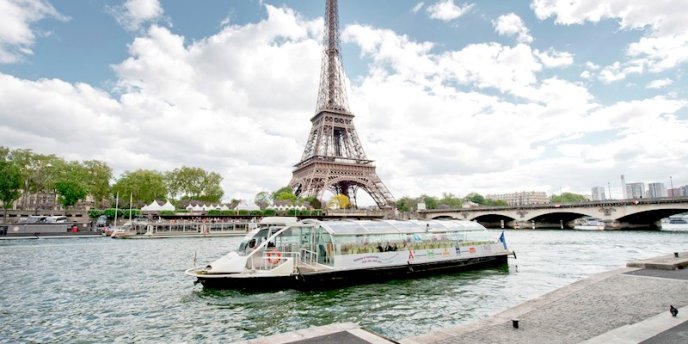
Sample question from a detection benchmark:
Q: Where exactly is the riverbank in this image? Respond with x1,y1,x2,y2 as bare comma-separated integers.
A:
247,252,688,344
403,252,688,344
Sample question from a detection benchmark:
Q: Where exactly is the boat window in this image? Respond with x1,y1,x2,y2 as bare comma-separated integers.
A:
273,227,300,253
465,230,492,243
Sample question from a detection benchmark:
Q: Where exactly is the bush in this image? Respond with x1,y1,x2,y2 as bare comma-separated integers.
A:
88,209,104,218
103,208,124,219
160,210,176,216
286,209,298,216
207,210,222,216
298,210,311,216
238,210,249,216
262,209,276,216
123,209,141,218
250,210,263,216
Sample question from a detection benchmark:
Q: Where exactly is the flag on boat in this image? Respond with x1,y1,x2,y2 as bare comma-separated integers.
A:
498,231,507,250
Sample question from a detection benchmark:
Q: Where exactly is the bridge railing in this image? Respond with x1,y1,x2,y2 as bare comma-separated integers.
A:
419,196,688,213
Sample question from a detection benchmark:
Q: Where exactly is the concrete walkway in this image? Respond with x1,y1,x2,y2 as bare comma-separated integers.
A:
402,252,688,344
243,252,688,344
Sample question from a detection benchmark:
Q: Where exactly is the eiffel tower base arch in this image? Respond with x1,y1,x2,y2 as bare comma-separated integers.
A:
289,160,395,209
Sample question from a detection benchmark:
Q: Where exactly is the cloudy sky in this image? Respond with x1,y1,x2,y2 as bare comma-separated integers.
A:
0,0,687,204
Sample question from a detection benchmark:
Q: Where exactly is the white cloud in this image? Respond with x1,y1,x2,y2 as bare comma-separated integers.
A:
1,3,686,203
493,13,533,44
112,0,164,31
426,0,473,22
531,0,688,78
0,0,67,63
534,49,573,68
645,78,673,89
412,2,425,13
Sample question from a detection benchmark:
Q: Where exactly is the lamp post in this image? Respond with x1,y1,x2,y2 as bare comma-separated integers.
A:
670,176,674,197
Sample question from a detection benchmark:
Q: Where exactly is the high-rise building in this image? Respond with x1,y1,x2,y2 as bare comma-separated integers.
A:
647,182,666,198
625,182,645,199
591,186,607,201
621,174,627,199
668,188,682,197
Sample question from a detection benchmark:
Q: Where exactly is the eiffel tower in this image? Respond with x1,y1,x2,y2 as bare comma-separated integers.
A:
289,0,395,209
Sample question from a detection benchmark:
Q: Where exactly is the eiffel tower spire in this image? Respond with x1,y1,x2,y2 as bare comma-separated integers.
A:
316,0,350,113
289,0,395,209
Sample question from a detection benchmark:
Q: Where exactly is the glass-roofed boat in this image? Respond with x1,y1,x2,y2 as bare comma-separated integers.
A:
185,217,511,290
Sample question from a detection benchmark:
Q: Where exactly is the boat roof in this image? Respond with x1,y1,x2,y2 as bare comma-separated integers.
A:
300,219,486,235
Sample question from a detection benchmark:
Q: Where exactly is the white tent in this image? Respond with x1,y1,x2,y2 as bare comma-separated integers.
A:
236,200,260,211
161,201,175,211
142,200,175,212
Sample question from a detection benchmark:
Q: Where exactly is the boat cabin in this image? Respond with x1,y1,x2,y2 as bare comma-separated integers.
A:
245,219,497,270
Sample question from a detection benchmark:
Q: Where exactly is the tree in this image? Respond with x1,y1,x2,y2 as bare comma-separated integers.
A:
395,196,417,212
82,160,112,208
254,191,272,209
551,192,588,204
54,161,89,209
113,169,167,205
328,194,350,209
272,186,297,203
438,193,463,209
302,196,322,209
166,166,224,203
422,195,439,209
0,159,23,223
465,192,486,205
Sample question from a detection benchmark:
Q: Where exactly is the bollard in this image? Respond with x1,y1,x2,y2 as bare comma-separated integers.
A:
675,252,679,258
512,319,519,329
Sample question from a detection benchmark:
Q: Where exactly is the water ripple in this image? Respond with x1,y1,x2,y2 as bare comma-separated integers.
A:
1,230,687,342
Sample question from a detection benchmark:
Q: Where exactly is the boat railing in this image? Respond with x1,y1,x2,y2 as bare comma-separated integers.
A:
245,250,302,272
300,248,319,265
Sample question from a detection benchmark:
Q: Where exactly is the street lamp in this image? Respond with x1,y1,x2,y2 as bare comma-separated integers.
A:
670,176,674,197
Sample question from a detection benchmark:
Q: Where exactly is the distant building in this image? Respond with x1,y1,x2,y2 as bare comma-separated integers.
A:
668,188,683,197
591,186,607,201
625,182,645,199
681,185,688,197
646,183,666,198
486,191,549,206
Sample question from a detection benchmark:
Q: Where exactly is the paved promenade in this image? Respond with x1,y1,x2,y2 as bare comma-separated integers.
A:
403,252,688,344
248,252,688,344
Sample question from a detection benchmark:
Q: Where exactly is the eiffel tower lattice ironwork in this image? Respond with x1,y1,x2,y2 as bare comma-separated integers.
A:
289,0,395,208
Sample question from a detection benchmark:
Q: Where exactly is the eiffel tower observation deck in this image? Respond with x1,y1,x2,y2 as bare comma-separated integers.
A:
289,0,395,209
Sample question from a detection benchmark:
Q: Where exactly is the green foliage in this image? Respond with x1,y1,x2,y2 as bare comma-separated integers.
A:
160,210,176,216
310,209,323,216
438,193,463,209
220,210,236,216
103,208,125,219
395,196,417,212
207,209,222,216
272,186,297,203
54,161,89,208
465,192,486,205
113,169,167,205
0,159,23,222
88,209,104,218
286,209,299,216
302,196,321,209
238,210,249,216
551,192,588,204
82,160,112,208
262,209,276,216
250,210,263,216
422,195,439,209
166,166,224,203
123,209,141,218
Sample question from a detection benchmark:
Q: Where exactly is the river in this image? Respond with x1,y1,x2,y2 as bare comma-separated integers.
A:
2,229,688,343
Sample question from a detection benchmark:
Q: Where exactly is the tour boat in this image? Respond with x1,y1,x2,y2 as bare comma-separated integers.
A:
185,217,511,290
661,216,688,232
574,218,605,231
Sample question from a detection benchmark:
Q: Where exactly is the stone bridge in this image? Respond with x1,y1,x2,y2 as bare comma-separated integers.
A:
418,197,688,230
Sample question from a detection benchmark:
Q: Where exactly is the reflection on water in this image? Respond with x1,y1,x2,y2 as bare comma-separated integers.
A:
1,230,688,342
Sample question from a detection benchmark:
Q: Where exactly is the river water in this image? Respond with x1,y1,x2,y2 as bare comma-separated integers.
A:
2,229,688,343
